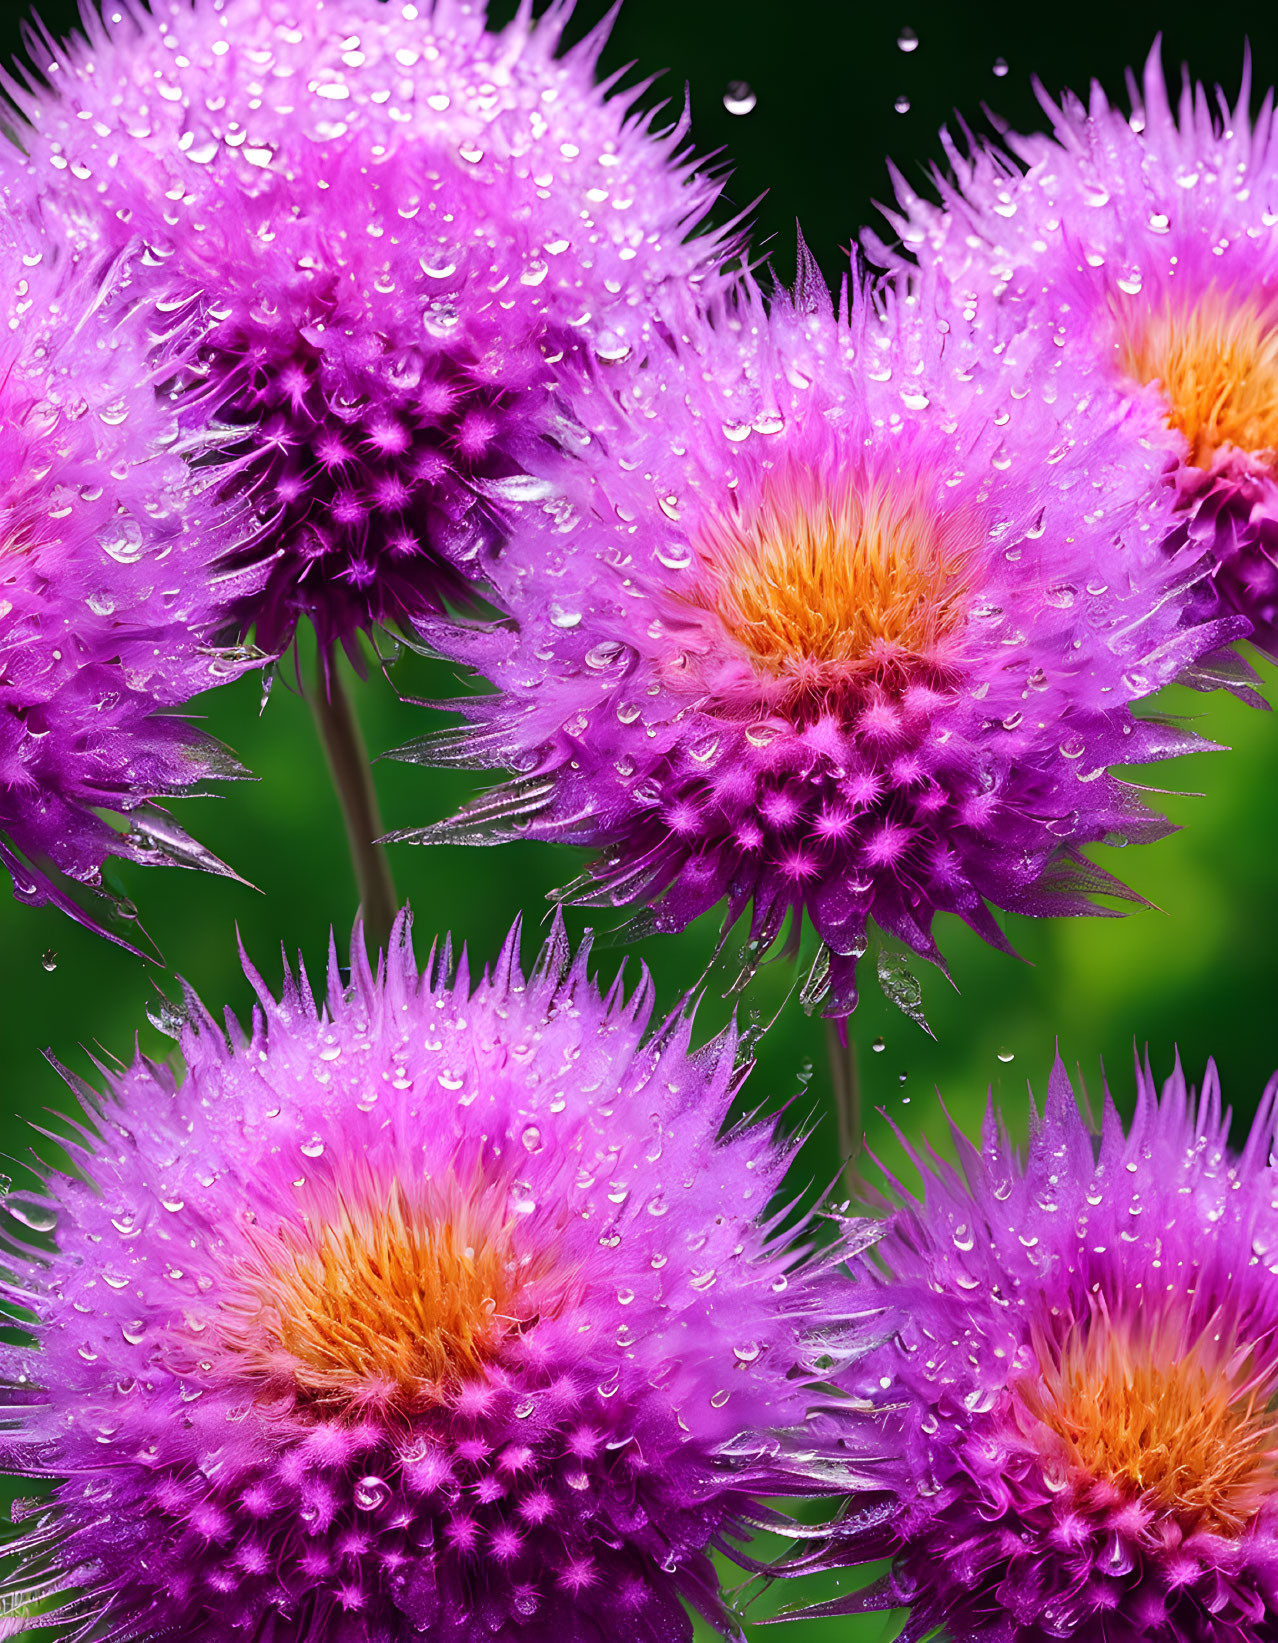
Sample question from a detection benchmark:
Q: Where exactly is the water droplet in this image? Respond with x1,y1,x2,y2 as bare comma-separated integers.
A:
997,1047,1015,1063
732,1342,761,1364
508,1181,537,1216
354,1475,390,1512
40,950,56,972
520,1124,544,1154
898,1071,908,1086
877,951,931,1034
993,56,1009,76
871,1036,885,1053
146,996,188,1039
300,1136,325,1158
897,25,919,51
723,80,756,116
894,94,911,113
5,1198,57,1233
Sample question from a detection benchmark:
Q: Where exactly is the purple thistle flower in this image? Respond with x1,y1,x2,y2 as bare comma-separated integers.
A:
794,1058,1278,1642
0,176,256,943
390,262,1241,1017
0,914,870,1641
6,0,730,663
869,44,1278,661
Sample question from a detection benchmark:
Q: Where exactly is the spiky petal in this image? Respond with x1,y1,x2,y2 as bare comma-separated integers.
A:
390,261,1240,1016
0,915,873,1641
6,0,731,661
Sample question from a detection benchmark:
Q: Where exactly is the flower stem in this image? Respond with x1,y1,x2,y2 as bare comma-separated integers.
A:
306,645,399,958
827,1019,866,1201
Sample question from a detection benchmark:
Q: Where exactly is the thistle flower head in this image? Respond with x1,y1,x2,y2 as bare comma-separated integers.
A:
7,0,729,660
802,1058,1278,1641
0,176,255,941
394,262,1238,1016
871,44,1278,660
0,915,867,1641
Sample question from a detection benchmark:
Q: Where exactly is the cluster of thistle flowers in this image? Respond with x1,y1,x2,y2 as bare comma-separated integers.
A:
6,0,1278,1638
12,922,1278,1643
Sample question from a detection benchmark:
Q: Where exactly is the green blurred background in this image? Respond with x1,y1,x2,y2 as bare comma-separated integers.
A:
4,0,1278,1633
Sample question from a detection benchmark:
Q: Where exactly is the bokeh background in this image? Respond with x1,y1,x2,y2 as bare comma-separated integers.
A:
3,0,1278,1633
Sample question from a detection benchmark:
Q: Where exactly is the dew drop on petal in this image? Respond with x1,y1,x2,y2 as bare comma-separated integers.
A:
877,951,930,1033
6,1198,57,1233
354,1476,390,1512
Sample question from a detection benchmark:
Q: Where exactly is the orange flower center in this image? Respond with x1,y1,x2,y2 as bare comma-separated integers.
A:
1022,1309,1278,1534
1117,287,1278,468
692,474,976,685
219,1180,548,1407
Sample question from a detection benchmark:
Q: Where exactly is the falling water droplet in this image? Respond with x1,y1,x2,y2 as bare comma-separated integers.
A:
898,1072,908,1086
997,1047,1015,1063
894,94,911,113
871,1036,886,1053
993,56,1009,77
722,80,757,116
897,25,919,51
40,950,57,972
